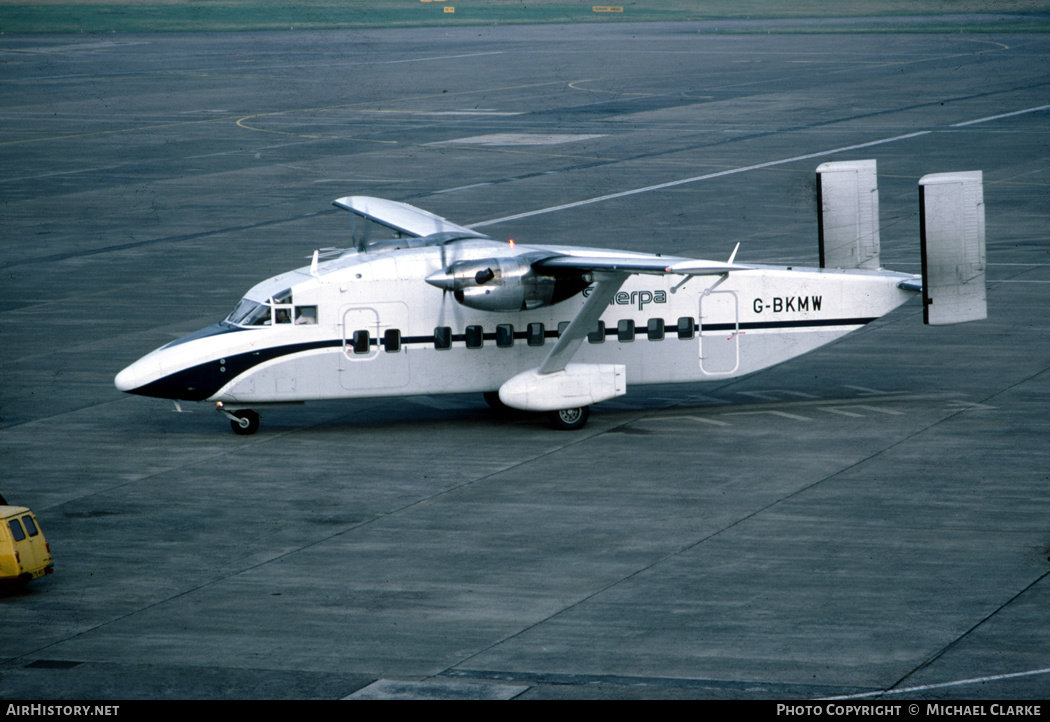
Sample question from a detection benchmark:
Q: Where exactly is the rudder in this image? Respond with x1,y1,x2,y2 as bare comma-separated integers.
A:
816,159,881,270
919,171,987,325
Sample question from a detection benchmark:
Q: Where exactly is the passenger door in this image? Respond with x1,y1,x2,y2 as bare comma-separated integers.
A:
699,290,740,375
339,302,411,391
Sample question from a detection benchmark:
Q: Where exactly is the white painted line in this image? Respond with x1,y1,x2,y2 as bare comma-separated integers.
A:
361,110,522,116
434,133,604,146
345,678,528,700
468,132,930,228
644,415,732,427
951,103,1050,127
844,385,894,395
465,103,1050,229
820,407,864,418
946,400,997,411
823,666,1050,700
855,405,904,416
728,410,813,421
379,51,506,65
737,391,783,401
781,391,821,399
682,393,734,406
432,182,495,195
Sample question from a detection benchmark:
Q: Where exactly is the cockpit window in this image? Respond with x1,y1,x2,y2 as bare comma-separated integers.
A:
226,299,271,327
226,295,318,328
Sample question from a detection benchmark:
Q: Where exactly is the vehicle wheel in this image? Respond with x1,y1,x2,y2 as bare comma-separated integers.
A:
547,406,589,431
230,410,260,435
483,391,510,412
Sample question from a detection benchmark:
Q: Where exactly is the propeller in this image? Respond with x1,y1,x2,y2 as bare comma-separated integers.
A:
434,237,458,329
349,211,373,253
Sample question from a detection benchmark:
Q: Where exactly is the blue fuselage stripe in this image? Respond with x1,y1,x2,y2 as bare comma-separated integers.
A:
129,316,876,401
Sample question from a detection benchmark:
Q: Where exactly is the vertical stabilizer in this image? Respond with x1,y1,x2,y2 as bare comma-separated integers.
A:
919,171,986,325
816,159,881,270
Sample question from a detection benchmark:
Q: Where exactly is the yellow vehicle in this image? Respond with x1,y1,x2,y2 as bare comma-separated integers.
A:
0,505,53,589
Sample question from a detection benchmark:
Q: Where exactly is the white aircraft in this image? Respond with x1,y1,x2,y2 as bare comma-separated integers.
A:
115,160,986,435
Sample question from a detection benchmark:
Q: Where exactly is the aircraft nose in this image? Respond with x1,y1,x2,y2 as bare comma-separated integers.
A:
115,356,160,394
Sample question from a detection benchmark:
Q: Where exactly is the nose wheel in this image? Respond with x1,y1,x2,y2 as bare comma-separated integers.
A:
230,410,260,435
217,404,260,435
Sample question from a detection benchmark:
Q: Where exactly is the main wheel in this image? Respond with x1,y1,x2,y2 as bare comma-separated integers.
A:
230,409,260,435
547,406,589,431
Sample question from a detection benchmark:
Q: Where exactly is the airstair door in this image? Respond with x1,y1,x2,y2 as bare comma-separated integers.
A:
699,290,739,375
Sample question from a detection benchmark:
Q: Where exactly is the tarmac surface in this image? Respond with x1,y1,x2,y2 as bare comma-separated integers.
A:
1,20,1049,700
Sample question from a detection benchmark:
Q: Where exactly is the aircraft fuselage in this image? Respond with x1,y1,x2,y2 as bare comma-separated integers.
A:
115,239,915,407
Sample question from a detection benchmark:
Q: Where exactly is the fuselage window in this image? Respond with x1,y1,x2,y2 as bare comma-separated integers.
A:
527,323,545,347
295,306,318,325
647,318,665,341
618,319,635,342
383,329,401,352
496,324,514,348
435,326,452,350
557,321,570,337
677,316,695,340
351,330,370,354
465,325,483,349
588,321,605,344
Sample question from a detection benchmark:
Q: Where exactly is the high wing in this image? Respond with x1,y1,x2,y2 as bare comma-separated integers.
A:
530,246,748,374
334,196,750,383
534,250,744,277
332,196,489,239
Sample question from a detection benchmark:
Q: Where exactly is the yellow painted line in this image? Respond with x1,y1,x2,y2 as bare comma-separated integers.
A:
593,6,623,12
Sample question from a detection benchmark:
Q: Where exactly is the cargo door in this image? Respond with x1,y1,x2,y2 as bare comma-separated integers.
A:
5,516,39,575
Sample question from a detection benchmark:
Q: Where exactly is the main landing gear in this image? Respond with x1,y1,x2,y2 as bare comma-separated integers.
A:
547,406,590,431
483,392,590,430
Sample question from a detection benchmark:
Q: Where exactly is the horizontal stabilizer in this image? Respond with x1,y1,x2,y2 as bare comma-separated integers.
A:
919,171,987,325
817,159,881,270
332,196,487,239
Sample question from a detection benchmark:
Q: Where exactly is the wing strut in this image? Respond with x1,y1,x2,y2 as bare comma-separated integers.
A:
538,272,629,375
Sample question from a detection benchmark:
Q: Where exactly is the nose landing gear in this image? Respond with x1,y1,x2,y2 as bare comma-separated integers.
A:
216,403,260,435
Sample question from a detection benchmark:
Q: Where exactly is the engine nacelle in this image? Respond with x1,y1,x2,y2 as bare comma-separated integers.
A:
426,257,588,312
